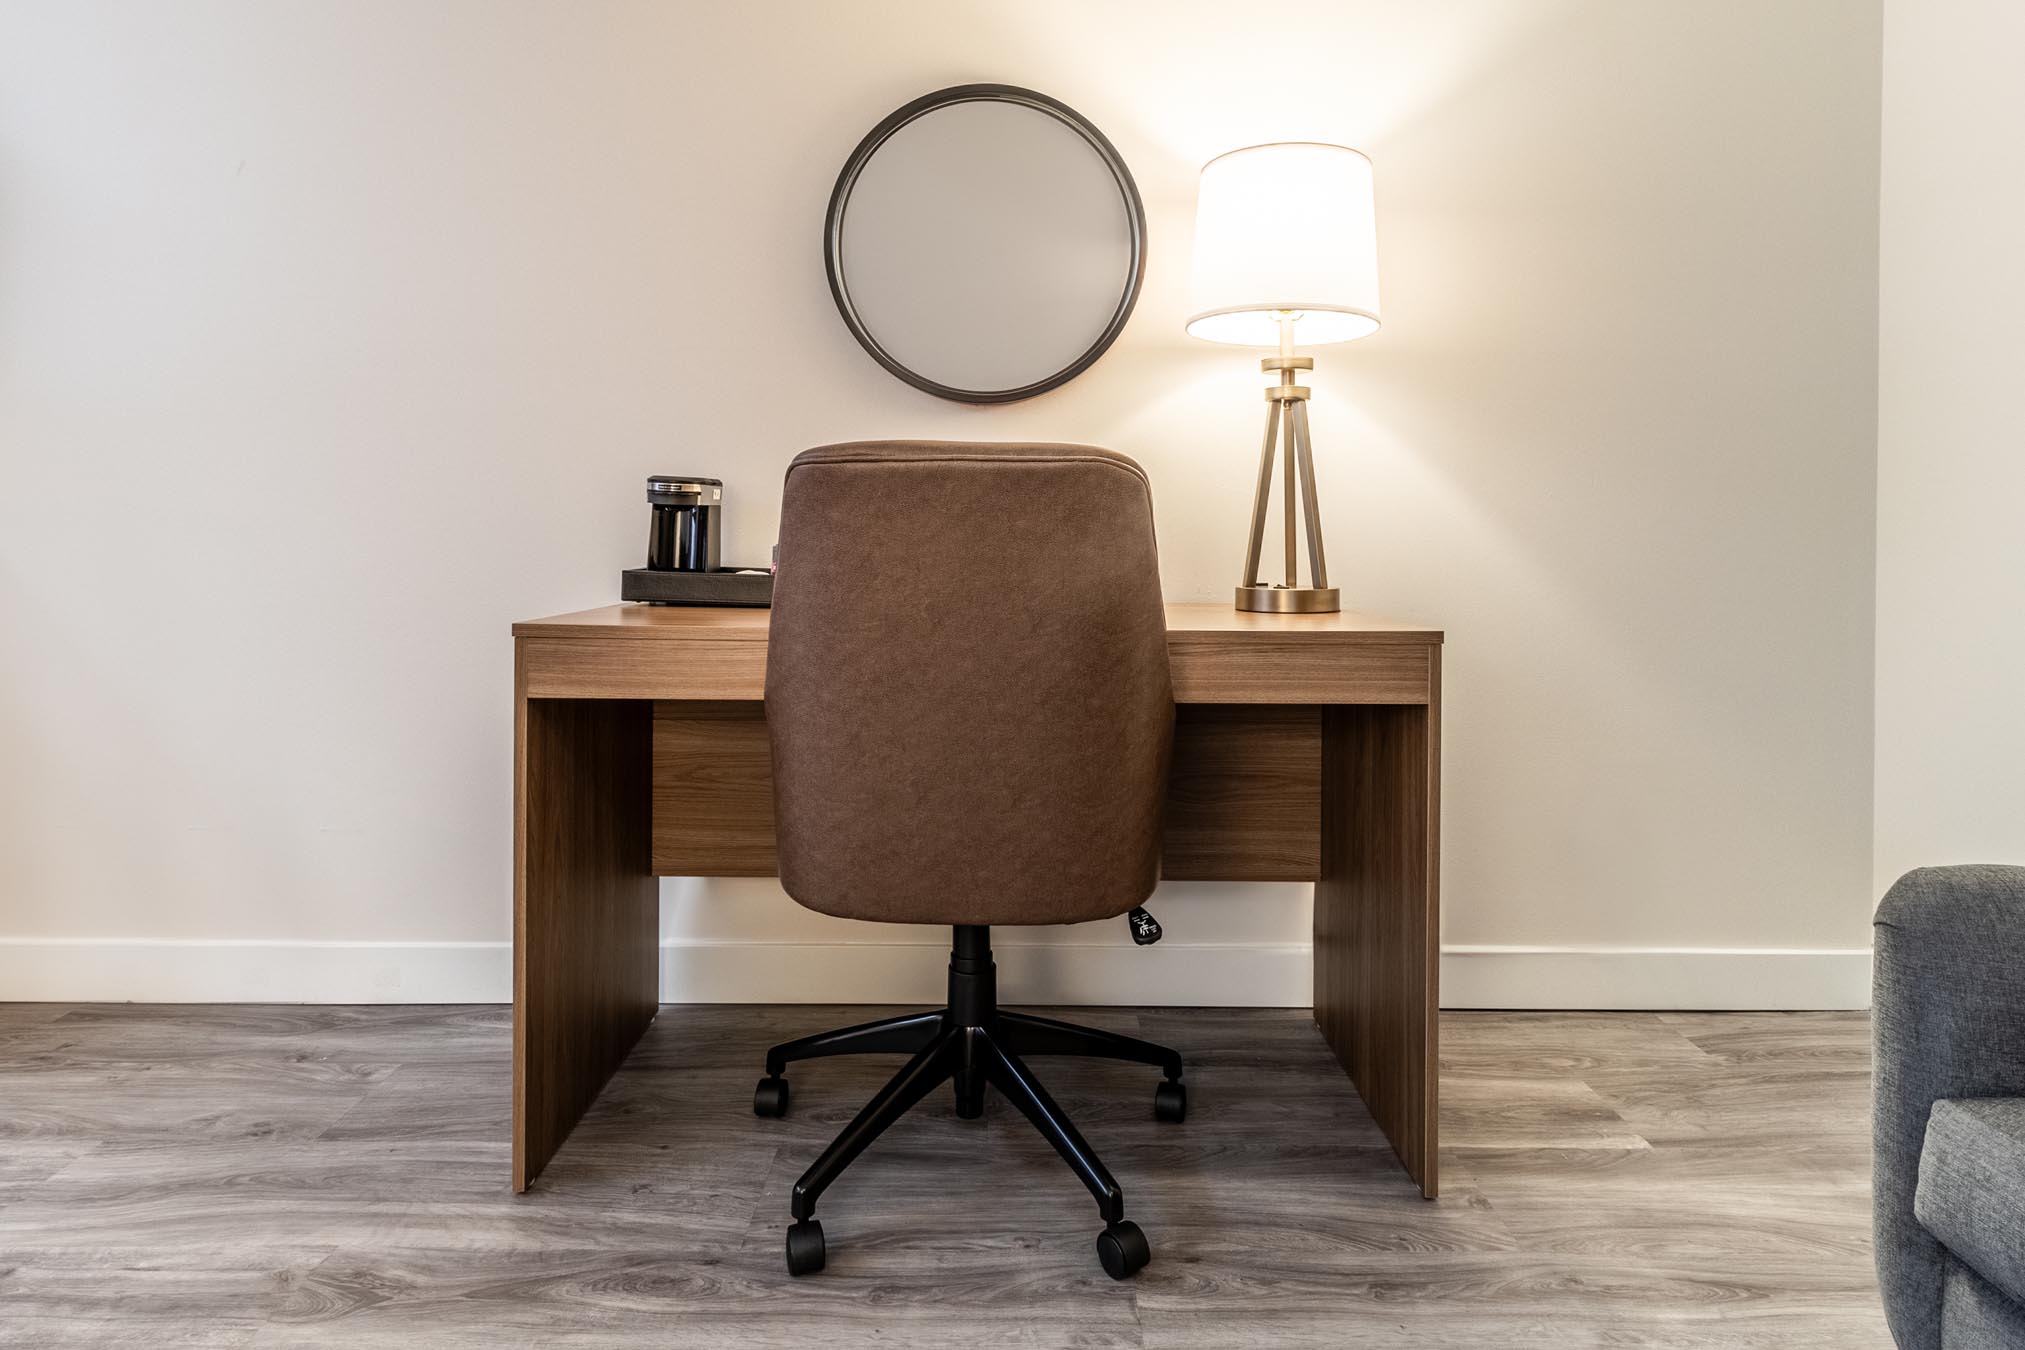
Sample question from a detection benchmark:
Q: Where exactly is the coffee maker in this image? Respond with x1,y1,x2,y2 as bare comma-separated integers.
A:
645,476,722,572
622,475,773,607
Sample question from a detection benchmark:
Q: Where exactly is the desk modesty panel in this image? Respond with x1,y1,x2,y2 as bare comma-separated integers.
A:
512,602,1443,1200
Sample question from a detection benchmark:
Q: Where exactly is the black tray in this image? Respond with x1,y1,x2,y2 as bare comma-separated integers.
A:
621,567,773,607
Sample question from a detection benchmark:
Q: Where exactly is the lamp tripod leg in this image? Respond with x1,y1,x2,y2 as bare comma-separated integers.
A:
1283,399,1298,588
1241,400,1281,588
1292,400,1328,590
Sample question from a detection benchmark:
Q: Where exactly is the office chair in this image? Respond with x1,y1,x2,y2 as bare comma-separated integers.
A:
756,441,1183,1280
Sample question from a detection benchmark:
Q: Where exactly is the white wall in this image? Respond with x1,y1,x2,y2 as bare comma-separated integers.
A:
1874,0,2025,895
0,1,1882,1007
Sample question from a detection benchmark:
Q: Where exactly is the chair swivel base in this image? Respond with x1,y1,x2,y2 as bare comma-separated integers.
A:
752,924,1185,1279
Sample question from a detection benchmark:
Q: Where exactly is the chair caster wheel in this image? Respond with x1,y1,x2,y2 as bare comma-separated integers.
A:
753,1076,790,1118
1154,1080,1187,1123
785,1219,825,1276
1096,1220,1150,1280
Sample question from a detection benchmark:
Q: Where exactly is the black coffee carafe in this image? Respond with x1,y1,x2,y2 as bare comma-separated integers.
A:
645,477,722,572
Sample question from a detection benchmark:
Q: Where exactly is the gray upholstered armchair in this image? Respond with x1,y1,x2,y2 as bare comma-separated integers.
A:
1874,866,2025,1348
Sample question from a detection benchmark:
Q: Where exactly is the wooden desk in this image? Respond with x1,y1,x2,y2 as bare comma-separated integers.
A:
512,602,1443,1198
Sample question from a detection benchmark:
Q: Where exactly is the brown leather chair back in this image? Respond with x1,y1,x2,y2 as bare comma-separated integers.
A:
765,442,1174,927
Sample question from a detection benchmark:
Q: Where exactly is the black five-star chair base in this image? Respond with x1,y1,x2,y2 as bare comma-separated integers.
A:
752,924,1186,1278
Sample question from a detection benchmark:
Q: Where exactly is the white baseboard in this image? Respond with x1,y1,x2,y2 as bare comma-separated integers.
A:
0,937,1871,1010
0,938,512,1004
1440,945,1872,1010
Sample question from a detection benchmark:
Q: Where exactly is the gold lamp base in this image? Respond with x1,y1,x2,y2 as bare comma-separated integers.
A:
1235,313,1341,615
1236,584,1341,614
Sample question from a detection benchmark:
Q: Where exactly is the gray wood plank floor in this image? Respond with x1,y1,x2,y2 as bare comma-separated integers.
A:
0,1003,1887,1348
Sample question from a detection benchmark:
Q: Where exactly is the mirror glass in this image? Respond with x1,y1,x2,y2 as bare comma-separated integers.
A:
826,86,1145,403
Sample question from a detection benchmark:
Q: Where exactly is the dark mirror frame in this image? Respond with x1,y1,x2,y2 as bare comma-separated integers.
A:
823,84,1148,405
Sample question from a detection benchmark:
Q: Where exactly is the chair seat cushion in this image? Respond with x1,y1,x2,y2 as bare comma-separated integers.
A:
1916,1097,2025,1306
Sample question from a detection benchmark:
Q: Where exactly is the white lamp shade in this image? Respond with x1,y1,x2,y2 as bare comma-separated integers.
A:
1185,142,1381,347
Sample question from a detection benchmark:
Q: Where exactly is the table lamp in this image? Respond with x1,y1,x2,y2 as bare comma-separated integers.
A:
1186,142,1381,613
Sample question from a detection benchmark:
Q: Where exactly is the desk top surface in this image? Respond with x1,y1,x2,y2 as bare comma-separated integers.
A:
515,602,1443,644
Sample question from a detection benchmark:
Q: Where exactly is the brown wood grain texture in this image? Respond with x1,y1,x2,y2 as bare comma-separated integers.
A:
517,604,1436,706
647,702,1324,882
1314,645,1441,1198
513,648,659,1192
514,605,1442,1196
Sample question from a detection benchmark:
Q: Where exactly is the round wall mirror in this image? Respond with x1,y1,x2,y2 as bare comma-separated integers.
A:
824,85,1146,404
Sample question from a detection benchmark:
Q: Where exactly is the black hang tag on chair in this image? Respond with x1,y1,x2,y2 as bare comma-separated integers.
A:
1127,907,1162,946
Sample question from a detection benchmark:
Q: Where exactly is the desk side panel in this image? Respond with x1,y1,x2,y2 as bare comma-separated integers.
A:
1315,672,1440,1198
513,678,658,1192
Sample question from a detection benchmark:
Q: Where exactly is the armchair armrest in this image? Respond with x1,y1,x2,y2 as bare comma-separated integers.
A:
1874,865,2025,1350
